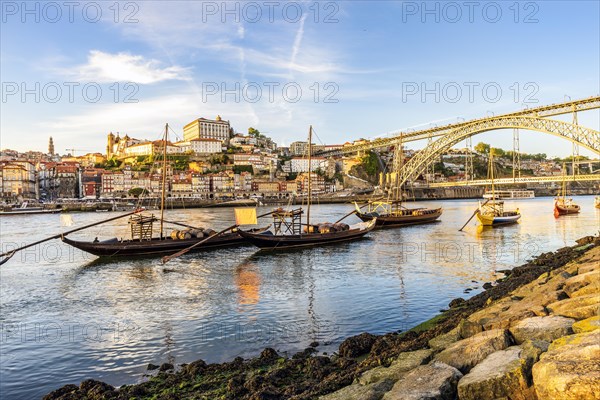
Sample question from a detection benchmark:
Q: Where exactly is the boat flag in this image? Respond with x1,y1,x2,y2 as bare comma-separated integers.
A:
235,208,258,225
60,214,74,227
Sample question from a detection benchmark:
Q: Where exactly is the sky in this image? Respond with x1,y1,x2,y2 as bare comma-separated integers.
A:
1,0,599,158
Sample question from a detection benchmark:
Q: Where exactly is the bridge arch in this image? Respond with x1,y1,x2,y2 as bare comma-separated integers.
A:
399,115,600,187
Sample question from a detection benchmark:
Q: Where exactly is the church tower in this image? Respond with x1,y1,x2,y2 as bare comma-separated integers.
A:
107,132,115,158
48,137,55,155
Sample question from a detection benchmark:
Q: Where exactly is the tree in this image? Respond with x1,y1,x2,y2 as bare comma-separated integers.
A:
248,127,260,138
128,187,146,198
474,142,490,155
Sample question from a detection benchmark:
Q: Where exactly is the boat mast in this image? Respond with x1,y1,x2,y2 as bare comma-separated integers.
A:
307,125,312,228
159,123,168,238
561,162,567,202
490,148,495,205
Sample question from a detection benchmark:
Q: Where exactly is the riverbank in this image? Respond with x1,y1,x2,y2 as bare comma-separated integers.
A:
44,234,600,400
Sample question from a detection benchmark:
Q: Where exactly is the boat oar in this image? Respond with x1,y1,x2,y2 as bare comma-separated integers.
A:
0,209,142,266
459,199,490,232
161,210,275,264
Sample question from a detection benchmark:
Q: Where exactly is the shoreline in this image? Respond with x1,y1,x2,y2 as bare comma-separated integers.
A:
44,233,600,400
5,192,598,214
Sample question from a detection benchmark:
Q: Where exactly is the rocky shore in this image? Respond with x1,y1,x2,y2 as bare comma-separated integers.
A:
45,235,600,400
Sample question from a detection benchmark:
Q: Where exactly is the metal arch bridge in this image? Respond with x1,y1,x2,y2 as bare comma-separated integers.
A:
317,95,600,157
316,95,600,187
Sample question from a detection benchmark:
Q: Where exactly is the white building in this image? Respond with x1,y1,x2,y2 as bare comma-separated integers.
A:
290,157,328,173
174,138,223,154
183,115,232,144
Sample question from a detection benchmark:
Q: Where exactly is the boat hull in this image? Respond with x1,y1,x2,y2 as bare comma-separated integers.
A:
476,212,521,226
61,229,265,258
554,201,580,215
238,221,375,250
356,208,442,228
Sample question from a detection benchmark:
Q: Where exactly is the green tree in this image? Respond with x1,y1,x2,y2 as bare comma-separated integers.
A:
474,142,490,154
128,187,146,198
248,127,260,138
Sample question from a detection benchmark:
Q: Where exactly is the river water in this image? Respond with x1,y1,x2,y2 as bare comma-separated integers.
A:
1,197,598,399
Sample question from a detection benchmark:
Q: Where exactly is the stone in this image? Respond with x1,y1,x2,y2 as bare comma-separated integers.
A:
546,294,600,320
457,346,537,400
338,332,378,358
147,363,159,370
358,349,433,385
509,316,574,344
572,316,600,334
570,281,600,298
457,319,483,339
434,329,512,373
467,271,572,330
532,331,600,400
578,262,599,275
382,362,463,400
564,271,599,296
159,362,174,372
428,326,462,351
319,379,394,400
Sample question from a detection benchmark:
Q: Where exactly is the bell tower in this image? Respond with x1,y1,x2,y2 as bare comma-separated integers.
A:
107,132,115,158
48,137,55,155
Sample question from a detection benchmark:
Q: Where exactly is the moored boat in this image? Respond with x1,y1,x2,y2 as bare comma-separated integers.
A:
475,149,521,227
237,126,376,251
62,226,266,257
554,163,580,216
355,134,442,228
355,201,442,227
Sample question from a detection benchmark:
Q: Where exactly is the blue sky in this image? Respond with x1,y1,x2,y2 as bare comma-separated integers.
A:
1,1,599,157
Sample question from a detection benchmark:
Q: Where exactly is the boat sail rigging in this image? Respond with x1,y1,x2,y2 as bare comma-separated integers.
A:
475,149,521,227
354,133,442,227
554,163,581,216
238,125,375,250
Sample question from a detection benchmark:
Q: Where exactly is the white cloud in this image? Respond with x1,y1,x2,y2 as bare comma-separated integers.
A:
69,50,190,84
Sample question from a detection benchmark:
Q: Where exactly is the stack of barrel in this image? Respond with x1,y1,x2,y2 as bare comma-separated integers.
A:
303,222,350,234
170,228,217,240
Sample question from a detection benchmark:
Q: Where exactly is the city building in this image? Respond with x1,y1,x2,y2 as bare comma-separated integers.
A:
0,161,36,200
183,115,232,144
290,157,328,173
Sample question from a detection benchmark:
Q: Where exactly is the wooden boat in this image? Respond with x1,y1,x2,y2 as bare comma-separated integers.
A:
57,124,257,259
476,201,521,226
475,149,520,227
62,227,266,257
238,218,375,250
238,126,376,251
0,202,61,216
554,164,580,216
355,135,442,228
355,201,442,227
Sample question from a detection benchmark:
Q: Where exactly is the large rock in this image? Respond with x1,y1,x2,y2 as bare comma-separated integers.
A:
457,346,537,400
382,362,463,400
319,379,394,400
572,316,600,334
358,349,433,385
546,294,600,320
532,331,600,400
428,327,462,351
434,329,512,373
338,332,378,358
509,316,574,344
467,270,573,330
570,281,600,298
564,271,599,296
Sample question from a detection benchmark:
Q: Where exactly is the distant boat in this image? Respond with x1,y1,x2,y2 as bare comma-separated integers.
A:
483,189,535,200
0,202,61,216
476,149,521,227
554,163,580,216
